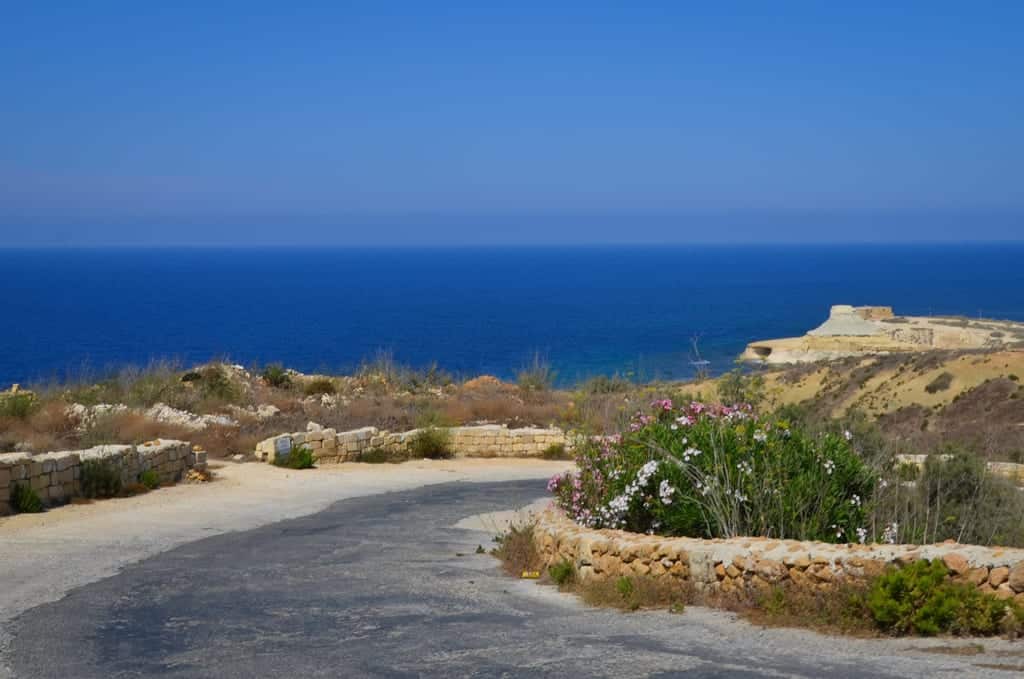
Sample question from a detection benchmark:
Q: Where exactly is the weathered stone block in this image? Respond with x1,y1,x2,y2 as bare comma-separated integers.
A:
1008,563,1024,593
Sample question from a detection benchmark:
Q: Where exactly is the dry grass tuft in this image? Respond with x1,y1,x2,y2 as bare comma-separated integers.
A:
575,575,693,613
491,522,544,577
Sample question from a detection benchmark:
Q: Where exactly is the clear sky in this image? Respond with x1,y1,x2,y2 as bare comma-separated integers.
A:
2,1,1022,246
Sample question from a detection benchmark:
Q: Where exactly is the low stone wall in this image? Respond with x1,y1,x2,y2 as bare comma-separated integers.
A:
534,510,1024,605
896,454,1024,484
0,440,207,515
254,424,569,464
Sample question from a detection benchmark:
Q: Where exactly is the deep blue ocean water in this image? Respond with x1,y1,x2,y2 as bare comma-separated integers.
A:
2,245,1023,387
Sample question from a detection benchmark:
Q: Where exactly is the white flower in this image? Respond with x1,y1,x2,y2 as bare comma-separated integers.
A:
882,522,899,544
823,459,836,475
658,479,675,505
849,494,861,507
737,460,753,475
753,430,767,443
843,430,853,441
681,447,702,463
856,527,868,544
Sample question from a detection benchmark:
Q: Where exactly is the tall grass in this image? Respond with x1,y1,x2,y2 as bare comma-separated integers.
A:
517,352,556,395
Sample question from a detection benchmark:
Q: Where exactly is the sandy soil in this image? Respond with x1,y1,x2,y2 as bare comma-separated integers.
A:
0,459,571,634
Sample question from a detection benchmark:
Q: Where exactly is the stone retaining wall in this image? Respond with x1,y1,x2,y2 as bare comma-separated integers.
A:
896,454,1024,484
0,440,207,515
254,425,569,464
534,510,1024,605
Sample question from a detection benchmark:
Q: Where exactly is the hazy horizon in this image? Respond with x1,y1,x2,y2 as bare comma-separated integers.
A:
3,2,1022,246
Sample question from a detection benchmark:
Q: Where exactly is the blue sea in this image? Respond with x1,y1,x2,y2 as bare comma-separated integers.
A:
2,244,1023,387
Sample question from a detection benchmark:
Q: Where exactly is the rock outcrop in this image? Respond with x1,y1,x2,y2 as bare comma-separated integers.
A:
740,305,1024,364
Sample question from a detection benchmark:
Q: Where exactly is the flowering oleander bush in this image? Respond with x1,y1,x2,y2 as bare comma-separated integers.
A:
549,400,876,542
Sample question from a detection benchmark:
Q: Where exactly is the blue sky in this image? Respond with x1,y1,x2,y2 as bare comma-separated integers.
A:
1,1,1022,245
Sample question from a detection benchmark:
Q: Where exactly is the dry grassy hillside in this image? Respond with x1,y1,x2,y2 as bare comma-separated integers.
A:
727,350,1024,462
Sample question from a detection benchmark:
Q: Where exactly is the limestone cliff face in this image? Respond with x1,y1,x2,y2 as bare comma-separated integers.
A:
740,305,1024,364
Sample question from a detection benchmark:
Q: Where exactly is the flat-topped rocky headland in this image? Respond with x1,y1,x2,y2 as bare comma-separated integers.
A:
741,304,1024,364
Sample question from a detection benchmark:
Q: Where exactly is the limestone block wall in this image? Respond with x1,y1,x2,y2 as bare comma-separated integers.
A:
0,440,206,515
896,454,1024,484
255,424,569,464
534,510,1024,605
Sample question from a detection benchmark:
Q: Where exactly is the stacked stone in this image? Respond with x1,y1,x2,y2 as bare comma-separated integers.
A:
254,424,571,464
0,451,81,511
449,425,567,457
0,440,204,515
136,440,198,484
897,454,1024,484
534,510,1024,605
79,444,139,486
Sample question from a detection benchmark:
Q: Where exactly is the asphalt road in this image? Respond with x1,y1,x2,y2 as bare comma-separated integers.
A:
6,480,1020,678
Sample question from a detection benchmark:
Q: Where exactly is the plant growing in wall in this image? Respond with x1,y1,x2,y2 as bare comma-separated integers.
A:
409,427,453,459
273,445,316,469
10,483,44,513
80,459,122,498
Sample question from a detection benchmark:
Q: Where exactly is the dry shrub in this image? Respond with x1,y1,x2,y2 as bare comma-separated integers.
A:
492,523,543,577
462,375,505,391
79,412,192,447
30,401,79,438
732,582,875,636
574,575,692,612
0,401,80,452
446,390,568,427
335,397,415,430
190,425,260,459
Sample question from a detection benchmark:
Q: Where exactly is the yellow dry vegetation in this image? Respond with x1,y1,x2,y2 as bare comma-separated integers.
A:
753,350,1024,418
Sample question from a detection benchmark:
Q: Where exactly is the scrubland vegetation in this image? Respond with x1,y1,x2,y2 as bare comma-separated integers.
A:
1,348,1022,481
494,522,1024,638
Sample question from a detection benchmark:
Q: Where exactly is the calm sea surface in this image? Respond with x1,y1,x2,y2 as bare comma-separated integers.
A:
2,245,1023,386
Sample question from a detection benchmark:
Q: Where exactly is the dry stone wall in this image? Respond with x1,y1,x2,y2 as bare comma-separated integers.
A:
534,510,1024,605
0,440,207,515
896,454,1024,484
255,424,569,464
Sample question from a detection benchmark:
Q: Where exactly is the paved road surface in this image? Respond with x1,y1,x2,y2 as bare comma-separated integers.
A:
7,481,1020,677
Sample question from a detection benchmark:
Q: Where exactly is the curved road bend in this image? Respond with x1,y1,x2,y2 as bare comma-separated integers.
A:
7,480,1020,678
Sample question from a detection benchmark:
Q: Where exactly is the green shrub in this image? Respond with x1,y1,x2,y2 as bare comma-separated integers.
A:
408,427,453,459
517,353,556,394
198,365,240,402
867,560,1022,636
541,443,571,460
359,447,406,464
549,401,874,542
272,445,316,469
716,368,766,407
924,372,954,394
139,469,161,490
123,362,184,406
581,375,632,394
261,364,291,389
10,483,44,513
0,393,39,419
866,448,1024,547
80,459,122,498
548,559,575,586
303,378,336,396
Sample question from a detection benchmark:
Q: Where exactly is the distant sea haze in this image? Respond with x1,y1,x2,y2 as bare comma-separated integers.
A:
2,244,1023,387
